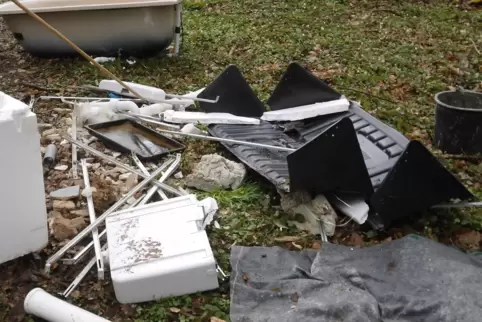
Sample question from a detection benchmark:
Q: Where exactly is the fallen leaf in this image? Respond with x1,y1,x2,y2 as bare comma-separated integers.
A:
311,242,321,249
346,233,364,247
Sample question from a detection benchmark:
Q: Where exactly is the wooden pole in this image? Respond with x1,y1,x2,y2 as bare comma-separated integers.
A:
11,0,146,101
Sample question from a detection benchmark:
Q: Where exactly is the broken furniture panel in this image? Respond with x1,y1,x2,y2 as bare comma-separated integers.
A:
202,63,475,229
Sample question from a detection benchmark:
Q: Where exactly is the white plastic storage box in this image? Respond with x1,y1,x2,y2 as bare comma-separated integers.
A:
106,195,219,304
0,92,48,264
0,0,182,57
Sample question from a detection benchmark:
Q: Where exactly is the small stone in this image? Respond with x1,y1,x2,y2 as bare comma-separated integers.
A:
54,165,69,171
70,209,89,217
119,173,133,181
50,186,80,200
174,171,183,179
38,123,52,130
49,212,86,241
186,154,246,192
45,134,62,142
42,129,57,137
112,152,121,158
124,173,138,191
64,117,72,125
53,200,76,210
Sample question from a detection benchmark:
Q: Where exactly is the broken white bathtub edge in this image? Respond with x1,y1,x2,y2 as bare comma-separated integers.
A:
261,97,350,122
163,110,261,125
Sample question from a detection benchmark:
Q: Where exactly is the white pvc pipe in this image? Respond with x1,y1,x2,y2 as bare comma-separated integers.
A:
24,288,110,322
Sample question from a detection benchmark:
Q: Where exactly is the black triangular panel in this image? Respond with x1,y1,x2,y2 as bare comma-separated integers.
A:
267,62,342,111
371,140,475,226
198,65,265,117
287,117,374,200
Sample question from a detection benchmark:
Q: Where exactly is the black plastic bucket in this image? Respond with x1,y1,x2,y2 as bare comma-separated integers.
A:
434,90,482,155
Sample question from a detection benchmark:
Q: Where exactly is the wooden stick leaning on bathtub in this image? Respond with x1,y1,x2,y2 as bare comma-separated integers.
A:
10,0,146,101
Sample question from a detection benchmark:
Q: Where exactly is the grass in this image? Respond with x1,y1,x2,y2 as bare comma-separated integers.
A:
1,0,481,321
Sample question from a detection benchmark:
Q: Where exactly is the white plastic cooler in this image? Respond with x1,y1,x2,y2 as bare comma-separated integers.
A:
106,195,219,304
0,92,48,264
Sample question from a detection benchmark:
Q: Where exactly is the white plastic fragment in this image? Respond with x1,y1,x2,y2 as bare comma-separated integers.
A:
139,103,174,116
93,57,115,64
199,197,219,228
174,171,183,179
262,97,350,122
75,100,140,125
99,80,167,101
180,123,206,135
329,194,369,225
163,110,260,125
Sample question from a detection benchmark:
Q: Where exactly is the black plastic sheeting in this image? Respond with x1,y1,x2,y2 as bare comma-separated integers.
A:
229,235,482,322
202,63,474,228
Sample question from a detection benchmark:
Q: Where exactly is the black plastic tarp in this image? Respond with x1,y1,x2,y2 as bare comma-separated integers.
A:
229,235,482,322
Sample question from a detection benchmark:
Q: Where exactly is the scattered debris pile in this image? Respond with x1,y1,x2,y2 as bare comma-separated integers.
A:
0,60,481,322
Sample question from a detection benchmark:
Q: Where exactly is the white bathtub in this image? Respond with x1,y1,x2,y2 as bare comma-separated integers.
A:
0,0,182,57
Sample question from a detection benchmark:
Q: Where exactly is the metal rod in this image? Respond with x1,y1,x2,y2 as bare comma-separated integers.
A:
71,107,79,179
138,155,181,205
122,113,296,152
166,93,219,104
45,162,170,273
62,136,182,196
432,201,482,209
127,113,180,130
40,96,144,102
63,243,108,298
62,229,107,265
63,191,148,265
132,154,169,202
81,159,104,280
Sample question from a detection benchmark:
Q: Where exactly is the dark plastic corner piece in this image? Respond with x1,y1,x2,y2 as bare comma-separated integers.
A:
370,140,475,227
287,117,374,200
197,65,266,117
267,62,342,111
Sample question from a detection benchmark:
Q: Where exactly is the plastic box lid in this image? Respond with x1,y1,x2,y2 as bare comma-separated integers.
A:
0,0,181,15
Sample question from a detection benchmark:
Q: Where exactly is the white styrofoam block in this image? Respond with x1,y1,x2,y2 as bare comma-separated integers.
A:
106,195,219,303
163,110,261,125
0,92,47,264
262,97,350,122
